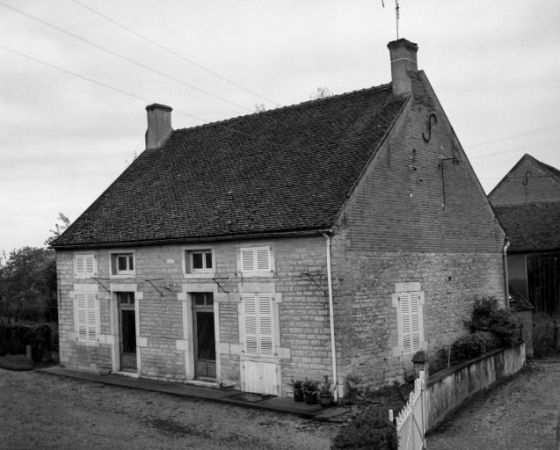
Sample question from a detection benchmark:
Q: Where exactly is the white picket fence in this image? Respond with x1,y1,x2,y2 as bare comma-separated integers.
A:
389,371,426,450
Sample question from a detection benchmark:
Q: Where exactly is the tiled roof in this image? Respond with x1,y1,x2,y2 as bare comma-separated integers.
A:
494,201,560,252
53,84,407,247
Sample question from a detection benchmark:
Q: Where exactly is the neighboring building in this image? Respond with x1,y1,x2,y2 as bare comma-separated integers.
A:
52,39,507,398
490,154,560,316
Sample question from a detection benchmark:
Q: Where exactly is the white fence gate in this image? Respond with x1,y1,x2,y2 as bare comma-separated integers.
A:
390,371,426,450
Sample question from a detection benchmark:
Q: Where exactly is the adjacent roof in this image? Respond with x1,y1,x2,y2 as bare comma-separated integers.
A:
52,84,407,248
508,285,533,311
494,201,560,252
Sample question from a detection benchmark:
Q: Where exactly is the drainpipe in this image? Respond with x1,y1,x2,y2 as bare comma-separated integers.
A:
322,232,339,402
503,238,511,308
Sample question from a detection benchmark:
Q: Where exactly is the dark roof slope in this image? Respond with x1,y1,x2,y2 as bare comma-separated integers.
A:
53,84,406,247
494,201,560,252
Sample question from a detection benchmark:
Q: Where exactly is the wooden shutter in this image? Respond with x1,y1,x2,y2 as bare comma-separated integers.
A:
256,248,270,271
257,294,273,356
400,292,422,355
241,249,255,272
75,292,97,342
75,254,96,277
243,293,274,356
244,294,258,355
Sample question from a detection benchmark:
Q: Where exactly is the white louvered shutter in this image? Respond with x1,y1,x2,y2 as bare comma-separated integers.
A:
400,293,412,355
76,256,86,277
257,294,273,356
244,295,258,355
400,292,422,355
75,254,96,277
76,293,88,341
256,248,270,271
410,293,421,353
86,293,97,341
76,292,97,342
241,249,255,272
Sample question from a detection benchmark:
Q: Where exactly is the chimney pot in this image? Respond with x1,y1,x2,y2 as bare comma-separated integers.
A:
145,103,173,149
387,38,419,97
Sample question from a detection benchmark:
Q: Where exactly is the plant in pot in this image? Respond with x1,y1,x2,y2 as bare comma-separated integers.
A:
319,375,334,407
302,378,319,405
288,379,304,402
346,373,362,404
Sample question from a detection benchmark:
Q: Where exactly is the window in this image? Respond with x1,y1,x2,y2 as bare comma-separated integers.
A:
243,293,274,357
74,254,97,278
75,292,98,342
239,247,272,275
192,292,214,306
185,249,214,274
111,253,135,275
398,292,424,355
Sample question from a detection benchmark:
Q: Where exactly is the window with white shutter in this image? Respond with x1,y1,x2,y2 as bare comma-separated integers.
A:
243,293,274,357
75,292,98,342
74,254,97,278
239,247,272,275
399,292,424,355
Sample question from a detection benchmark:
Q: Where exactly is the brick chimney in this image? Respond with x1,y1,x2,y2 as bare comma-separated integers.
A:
387,39,419,97
145,103,173,149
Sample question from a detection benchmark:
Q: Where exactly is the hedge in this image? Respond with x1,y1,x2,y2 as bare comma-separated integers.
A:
0,323,54,363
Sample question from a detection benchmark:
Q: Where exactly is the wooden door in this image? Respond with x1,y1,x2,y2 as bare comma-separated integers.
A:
118,292,137,372
193,293,216,380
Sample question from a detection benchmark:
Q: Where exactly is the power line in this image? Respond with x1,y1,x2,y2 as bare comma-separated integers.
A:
470,137,560,160
71,0,280,107
0,1,254,113
466,123,560,149
0,44,208,123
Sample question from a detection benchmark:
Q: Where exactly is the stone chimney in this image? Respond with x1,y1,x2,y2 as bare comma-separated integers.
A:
387,38,419,97
145,103,173,149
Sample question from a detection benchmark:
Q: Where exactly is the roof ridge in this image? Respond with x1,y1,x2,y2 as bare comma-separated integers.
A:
173,83,393,135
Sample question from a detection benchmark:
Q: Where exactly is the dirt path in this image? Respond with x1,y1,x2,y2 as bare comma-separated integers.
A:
427,360,560,450
0,370,340,450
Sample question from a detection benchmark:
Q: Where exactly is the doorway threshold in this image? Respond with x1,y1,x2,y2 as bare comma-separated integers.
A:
112,370,139,379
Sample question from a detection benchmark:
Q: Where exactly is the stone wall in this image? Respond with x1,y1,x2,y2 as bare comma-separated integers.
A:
56,235,333,396
426,343,526,431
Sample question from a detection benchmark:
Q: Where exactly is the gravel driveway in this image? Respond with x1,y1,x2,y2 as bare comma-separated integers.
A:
0,370,339,450
427,359,560,450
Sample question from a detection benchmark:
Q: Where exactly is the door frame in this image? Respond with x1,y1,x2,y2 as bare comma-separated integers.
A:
109,286,141,376
192,292,217,380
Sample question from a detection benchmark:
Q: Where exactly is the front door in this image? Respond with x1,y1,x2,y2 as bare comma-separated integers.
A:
192,293,216,380
118,292,137,372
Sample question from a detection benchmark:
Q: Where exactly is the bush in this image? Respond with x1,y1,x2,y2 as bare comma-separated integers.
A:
533,314,559,358
0,323,53,363
470,296,520,347
451,331,500,363
332,407,398,450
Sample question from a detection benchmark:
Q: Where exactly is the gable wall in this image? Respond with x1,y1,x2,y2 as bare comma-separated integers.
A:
56,235,333,397
489,157,560,206
330,72,507,386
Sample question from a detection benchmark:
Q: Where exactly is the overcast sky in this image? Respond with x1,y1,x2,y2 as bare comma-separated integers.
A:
1,0,559,253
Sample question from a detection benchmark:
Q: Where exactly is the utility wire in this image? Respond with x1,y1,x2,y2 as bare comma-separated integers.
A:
0,1,254,113
470,137,560,160
71,0,280,107
0,44,208,123
467,124,559,149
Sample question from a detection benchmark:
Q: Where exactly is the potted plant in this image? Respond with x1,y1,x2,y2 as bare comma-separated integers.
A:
319,375,334,407
302,378,319,404
288,379,304,402
346,373,362,404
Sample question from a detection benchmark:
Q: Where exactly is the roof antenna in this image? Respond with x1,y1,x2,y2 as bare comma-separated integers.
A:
380,0,400,39
395,0,400,40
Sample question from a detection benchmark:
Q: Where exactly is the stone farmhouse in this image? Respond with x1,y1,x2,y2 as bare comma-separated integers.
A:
51,39,507,400
490,154,560,317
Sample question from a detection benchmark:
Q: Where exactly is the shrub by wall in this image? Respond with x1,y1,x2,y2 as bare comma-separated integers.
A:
0,323,53,363
332,406,398,450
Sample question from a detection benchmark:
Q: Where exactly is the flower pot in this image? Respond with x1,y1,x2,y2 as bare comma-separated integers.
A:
320,393,333,408
293,388,304,402
304,391,317,404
